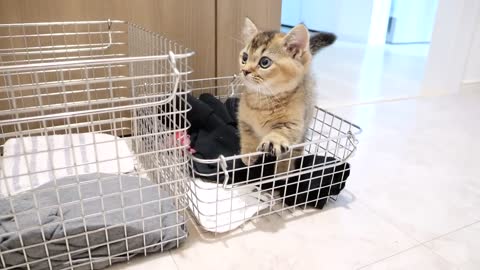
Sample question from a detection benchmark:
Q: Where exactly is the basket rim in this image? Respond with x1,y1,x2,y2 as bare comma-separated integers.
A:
0,19,194,72
0,52,195,72
187,104,362,165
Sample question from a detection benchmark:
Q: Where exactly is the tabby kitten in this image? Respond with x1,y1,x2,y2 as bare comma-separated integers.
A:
238,18,335,168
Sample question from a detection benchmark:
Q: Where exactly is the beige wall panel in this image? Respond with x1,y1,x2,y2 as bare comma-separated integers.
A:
216,0,282,77
0,0,215,79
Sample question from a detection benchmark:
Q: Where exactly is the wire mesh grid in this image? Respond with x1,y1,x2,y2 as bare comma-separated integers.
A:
185,76,361,234
0,20,193,269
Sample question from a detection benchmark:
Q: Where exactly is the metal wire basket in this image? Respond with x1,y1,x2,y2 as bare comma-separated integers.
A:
185,76,361,233
0,20,193,269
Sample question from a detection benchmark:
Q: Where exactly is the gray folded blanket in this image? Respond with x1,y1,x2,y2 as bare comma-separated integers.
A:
0,173,188,270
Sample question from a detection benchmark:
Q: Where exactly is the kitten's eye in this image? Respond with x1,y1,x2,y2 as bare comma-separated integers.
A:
259,57,272,69
242,52,248,64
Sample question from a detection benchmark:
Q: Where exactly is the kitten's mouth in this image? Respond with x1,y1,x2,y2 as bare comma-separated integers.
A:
241,76,259,88
241,74,261,85
241,76,274,96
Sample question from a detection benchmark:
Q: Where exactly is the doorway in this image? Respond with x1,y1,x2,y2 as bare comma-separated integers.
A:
281,0,439,107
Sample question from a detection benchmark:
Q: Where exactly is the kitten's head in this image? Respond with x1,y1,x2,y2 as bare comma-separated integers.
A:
239,18,312,95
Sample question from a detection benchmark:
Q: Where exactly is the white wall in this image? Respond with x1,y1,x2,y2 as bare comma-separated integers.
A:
422,0,480,94
303,0,375,43
282,0,378,43
387,0,438,43
463,18,480,83
282,0,440,45
281,0,302,27
368,0,392,45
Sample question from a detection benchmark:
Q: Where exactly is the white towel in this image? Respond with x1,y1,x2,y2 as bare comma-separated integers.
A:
188,178,272,233
0,133,135,197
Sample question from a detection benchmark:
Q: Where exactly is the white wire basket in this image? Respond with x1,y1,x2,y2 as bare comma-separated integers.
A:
185,77,362,234
0,20,193,269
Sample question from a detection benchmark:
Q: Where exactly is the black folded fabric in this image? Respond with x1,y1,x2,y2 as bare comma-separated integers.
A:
215,154,349,210
193,126,240,160
283,155,350,209
187,94,224,133
199,93,235,126
225,98,240,127
186,94,242,178
227,155,278,187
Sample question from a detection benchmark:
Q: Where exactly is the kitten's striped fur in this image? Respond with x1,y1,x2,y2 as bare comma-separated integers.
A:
238,18,335,169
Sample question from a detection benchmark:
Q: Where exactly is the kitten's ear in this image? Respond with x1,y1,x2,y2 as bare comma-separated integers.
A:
284,24,310,55
242,17,258,42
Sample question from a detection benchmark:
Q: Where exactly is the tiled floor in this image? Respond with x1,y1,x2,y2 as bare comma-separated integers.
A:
114,90,479,270
313,41,430,108
115,44,480,269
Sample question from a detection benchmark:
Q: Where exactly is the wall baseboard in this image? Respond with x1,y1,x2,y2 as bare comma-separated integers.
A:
462,80,480,91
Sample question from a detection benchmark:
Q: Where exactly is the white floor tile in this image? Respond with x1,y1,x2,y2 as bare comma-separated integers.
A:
360,246,456,270
170,195,417,270
329,92,480,242
424,222,480,270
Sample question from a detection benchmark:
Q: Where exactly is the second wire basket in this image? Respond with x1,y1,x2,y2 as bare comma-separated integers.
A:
184,76,361,234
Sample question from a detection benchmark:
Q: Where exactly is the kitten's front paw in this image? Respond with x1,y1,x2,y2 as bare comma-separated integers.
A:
257,134,291,157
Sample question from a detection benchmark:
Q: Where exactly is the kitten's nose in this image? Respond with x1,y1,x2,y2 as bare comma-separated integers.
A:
242,69,251,76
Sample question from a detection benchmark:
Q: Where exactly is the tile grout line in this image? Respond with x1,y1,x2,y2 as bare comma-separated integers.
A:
354,196,480,269
353,195,424,244
356,241,462,270
168,250,181,270
321,95,431,110
319,88,462,110
418,219,480,269
351,196,424,269
419,219,480,246
355,243,424,270
322,96,421,110
419,247,462,270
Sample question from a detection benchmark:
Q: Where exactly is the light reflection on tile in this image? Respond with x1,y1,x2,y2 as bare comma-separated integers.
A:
313,42,429,108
